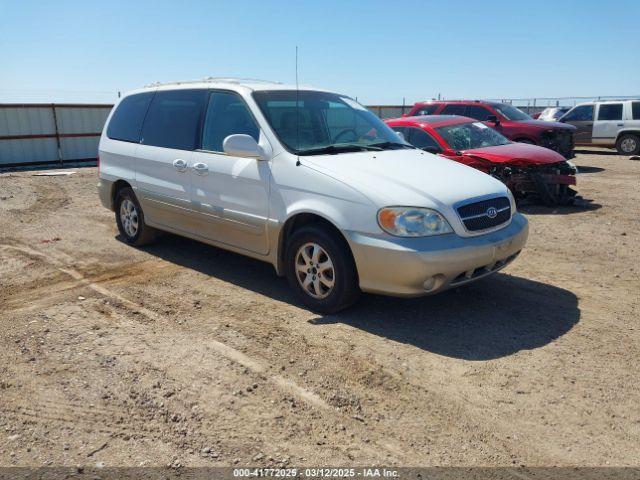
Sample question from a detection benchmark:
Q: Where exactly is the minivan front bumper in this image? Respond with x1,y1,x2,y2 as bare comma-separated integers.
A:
345,213,528,297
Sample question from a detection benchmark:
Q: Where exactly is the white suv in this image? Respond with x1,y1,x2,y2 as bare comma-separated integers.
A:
98,78,528,313
560,100,640,155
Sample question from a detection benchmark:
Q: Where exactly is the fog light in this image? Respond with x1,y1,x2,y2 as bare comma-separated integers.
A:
423,274,445,292
423,277,436,291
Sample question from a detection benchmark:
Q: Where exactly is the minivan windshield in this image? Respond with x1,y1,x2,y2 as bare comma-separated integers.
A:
436,122,511,151
253,90,412,155
493,104,531,121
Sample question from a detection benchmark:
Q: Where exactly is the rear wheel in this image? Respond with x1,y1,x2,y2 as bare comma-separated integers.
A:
285,225,360,314
616,134,640,155
115,187,158,246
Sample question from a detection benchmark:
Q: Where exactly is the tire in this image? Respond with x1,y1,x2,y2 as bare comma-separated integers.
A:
285,224,360,314
616,134,640,155
115,187,158,247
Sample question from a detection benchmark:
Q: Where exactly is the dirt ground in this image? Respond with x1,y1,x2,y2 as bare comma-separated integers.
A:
0,149,638,469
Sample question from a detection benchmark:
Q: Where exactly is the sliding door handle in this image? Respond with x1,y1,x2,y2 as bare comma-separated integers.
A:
173,159,188,172
193,162,209,175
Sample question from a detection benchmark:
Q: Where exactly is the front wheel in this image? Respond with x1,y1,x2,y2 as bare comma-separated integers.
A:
616,134,640,155
285,225,360,314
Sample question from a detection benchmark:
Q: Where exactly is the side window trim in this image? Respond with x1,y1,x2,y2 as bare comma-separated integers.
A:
197,89,261,155
137,91,156,144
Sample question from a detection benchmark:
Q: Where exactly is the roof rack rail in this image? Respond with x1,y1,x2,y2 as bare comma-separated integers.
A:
144,77,282,88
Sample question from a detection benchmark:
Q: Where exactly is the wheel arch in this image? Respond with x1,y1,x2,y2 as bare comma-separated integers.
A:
276,211,356,277
615,130,640,141
111,179,133,208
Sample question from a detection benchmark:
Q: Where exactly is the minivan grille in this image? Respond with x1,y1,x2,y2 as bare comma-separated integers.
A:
457,197,511,232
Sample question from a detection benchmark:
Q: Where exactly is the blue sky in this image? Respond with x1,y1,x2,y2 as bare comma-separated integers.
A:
1,0,638,104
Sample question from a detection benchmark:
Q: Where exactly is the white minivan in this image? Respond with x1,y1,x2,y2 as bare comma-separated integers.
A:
99,78,528,313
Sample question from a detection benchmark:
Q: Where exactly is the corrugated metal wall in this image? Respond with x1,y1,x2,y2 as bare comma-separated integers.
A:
367,105,412,119
0,104,112,167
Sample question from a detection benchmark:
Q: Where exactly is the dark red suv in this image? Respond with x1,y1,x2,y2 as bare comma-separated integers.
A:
408,100,577,158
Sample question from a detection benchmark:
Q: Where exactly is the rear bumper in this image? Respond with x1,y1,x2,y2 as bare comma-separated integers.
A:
345,213,529,297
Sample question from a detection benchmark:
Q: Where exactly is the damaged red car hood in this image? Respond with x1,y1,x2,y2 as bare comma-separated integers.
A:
516,119,577,131
462,142,566,166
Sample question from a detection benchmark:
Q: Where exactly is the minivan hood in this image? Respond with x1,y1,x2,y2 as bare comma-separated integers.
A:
301,149,509,209
463,142,566,166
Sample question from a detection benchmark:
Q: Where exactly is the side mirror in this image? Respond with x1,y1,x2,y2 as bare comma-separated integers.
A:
223,134,264,159
422,146,442,154
401,113,408,118
487,115,499,124
395,131,406,142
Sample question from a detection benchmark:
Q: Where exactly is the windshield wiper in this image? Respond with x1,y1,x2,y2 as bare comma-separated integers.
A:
297,144,382,156
368,141,416,150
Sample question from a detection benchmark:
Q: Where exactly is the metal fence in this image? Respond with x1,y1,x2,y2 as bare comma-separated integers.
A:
366,105,413,119
0,103,113,167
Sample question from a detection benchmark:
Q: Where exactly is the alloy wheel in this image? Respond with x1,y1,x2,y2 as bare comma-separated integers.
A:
620,137,637,153
295,242,335,299
120,199,139,238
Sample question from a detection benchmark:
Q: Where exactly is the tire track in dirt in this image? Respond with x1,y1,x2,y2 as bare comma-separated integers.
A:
0,244,331,412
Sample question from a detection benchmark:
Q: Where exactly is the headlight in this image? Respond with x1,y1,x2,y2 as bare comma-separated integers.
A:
377,207,453,237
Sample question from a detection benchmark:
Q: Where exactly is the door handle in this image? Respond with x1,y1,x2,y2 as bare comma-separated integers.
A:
617,123,624,126
173,159,187,172
193,162,209,175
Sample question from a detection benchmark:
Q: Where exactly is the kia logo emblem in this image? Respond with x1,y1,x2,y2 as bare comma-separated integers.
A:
486,207,498,218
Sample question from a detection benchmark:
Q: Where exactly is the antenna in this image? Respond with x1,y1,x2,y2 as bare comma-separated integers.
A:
295,46,301,166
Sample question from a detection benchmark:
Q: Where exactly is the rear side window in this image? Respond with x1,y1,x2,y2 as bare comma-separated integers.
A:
106,92,153,143
141,89,208,150
598,104,623,121
413,104,438,116
632,102,640,120
441,104,467,116
466,105,493,121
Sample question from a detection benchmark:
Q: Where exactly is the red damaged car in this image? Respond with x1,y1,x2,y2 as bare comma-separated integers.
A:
386,115,578,206
408,100,577,159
